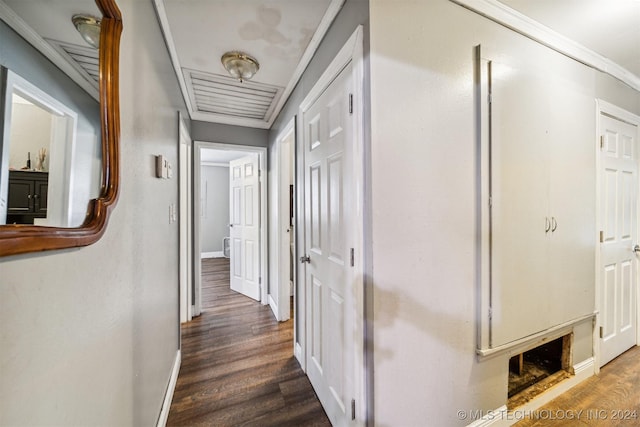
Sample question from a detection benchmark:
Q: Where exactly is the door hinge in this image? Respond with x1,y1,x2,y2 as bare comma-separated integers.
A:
599,231,604,243
350,248,355,267
600,135,604,150
488,93,492,104
488,196,493,208
259,277,262,285
351,398,356,420
349,93,353,114
599,326,604,339
488,307,493,320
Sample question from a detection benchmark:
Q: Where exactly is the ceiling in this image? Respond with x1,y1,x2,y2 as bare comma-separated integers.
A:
1,0,638,128
498,0,640,77
154,0,342,129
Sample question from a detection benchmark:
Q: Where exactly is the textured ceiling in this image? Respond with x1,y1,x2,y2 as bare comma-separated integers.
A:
157,0,338,129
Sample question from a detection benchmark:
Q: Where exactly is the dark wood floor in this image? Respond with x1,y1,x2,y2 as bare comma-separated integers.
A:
516,345,640,427
167,258,331,427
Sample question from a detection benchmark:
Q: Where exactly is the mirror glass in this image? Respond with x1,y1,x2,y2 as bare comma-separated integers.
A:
0,0,102,228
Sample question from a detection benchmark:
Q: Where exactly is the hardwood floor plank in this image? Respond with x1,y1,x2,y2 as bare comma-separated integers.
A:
167,258,330,427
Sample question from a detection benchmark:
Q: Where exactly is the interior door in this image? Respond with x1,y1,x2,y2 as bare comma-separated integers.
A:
490,59,551,347
229,154,261,301
599,114,638,366
302,63,354,426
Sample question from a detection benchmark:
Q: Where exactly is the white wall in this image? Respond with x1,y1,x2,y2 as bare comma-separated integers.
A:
200,165,229,254
8,100,52,170
369,0,640,425
0,0,187,425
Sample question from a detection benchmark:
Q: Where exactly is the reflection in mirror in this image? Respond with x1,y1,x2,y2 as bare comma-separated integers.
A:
0,69,98,227
0,0,121,256
0,1,103,228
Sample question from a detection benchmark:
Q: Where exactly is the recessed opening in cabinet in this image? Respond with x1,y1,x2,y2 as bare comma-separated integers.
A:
507,334,573,408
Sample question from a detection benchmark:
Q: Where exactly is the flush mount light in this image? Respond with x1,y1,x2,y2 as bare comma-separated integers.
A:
72,14,101,49
221,51,260,83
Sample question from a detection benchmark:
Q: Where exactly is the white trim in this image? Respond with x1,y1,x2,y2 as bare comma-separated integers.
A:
201,251,224,259
594,100,640,369
156,350,181,427
153,0,345,129
477,313,596,358
270,117,296,322
297,25,365,424
200,162,229,168
179,113,192,324
466,405,508,427
193,142,268,308
450,0,640,91
0,1,99,100
152,0,194,120
264,0,346,128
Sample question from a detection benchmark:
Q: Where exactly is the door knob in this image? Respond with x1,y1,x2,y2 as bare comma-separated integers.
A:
634,245,640,253
300,255,311,263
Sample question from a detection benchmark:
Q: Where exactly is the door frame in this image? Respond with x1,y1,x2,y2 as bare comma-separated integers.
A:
269,117,296,321
193,141,268,314
296,25,366,422
594,99,640,372
179,113,192,323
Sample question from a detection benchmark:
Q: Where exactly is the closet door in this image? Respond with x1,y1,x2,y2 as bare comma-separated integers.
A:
546,60,595,325
490,58,551,347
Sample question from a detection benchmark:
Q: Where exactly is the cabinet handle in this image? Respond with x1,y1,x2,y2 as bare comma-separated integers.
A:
545,217,551,233
27,194,32,199
551,217,558,232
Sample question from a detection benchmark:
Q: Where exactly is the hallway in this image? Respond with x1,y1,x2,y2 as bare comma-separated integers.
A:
167,258,330,426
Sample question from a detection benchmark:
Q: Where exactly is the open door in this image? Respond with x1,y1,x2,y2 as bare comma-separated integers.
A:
229,154,261,301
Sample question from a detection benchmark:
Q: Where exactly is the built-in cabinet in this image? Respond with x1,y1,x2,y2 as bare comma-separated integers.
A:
479,45,596,350
7,170,48,224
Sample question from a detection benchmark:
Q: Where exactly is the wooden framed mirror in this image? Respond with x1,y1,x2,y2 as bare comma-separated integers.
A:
0,0,121,256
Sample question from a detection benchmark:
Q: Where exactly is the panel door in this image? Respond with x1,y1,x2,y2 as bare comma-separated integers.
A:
302,63,354,426
229,154,261,301
490,59,551,347
599,114,638,366
546,68,595,325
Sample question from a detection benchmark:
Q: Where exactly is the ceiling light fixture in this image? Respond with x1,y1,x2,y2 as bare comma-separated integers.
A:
221,51,260,83
72,14,101,49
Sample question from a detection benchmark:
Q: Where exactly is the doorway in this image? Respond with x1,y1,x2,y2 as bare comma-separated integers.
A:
193,142,267,316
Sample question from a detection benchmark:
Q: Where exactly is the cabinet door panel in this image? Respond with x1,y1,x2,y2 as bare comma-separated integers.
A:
490,58,551,347
547,61,595,324
7,179,34,212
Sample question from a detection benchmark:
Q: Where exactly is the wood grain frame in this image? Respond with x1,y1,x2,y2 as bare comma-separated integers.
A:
0,0,122,257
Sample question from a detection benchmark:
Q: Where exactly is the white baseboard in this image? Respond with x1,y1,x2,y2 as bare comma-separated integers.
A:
157,350,181,427
466,358,595,427
201,251,224,259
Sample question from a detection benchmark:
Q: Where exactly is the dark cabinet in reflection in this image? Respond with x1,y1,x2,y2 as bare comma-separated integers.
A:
7,170,48,224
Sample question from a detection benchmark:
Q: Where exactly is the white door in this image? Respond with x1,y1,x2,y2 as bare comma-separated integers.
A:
599,114,638,366
302,63,354,426
229,154,261,301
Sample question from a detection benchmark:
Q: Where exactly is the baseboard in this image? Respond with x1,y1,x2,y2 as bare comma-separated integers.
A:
201,251,224,259
156,350,181,427
466,358,595,426
268,295,278,320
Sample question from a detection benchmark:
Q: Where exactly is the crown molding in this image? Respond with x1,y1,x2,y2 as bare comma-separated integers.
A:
450,0,640,92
